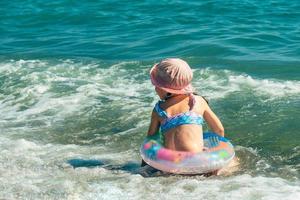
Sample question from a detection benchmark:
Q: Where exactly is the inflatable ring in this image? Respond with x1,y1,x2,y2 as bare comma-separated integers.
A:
140,132,235,174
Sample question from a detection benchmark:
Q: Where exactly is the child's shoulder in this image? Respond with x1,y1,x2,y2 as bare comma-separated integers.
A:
192,95,209,114
194,95,209,105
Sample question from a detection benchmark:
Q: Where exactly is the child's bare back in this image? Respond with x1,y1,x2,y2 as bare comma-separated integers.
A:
149,93,224,153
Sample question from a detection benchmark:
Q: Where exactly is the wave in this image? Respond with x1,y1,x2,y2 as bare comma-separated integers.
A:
0,59,299,124
193,68,300,99
0,136,299,200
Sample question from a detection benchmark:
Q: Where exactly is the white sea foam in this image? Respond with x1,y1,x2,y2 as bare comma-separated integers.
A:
0,136,299,200
228,74,300,97
193,68,300,99
1,60,299,115
0,136,106,199
64,172,300,200
0,60,156,136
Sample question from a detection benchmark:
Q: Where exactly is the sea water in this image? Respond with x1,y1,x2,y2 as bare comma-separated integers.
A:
0,0,299,199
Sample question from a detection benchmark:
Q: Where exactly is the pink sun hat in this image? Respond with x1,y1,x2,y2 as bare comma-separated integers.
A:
150,58,194,94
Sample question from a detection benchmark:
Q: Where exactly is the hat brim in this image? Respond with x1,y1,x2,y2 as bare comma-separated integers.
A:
150,64,194,94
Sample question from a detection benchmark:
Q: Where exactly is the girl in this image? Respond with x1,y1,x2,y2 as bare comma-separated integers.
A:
148,58,224,152
141,58,239,176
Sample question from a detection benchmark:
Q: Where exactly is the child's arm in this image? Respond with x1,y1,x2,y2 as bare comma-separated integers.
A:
203,102,225,137
147,110,160,136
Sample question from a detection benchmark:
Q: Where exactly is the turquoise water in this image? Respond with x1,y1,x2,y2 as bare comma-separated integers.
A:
0,0,300,199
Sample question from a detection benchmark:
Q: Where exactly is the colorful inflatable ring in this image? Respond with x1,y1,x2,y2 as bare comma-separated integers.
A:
140,132,235,174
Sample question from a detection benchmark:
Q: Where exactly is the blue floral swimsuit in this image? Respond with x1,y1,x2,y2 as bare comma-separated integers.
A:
154,95,204,134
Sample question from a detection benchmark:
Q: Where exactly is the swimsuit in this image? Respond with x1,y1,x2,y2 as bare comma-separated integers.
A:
154,95,204,134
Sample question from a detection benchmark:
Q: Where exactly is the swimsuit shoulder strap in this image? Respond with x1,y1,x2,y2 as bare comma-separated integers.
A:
154,101,168,119
188,93,196,111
